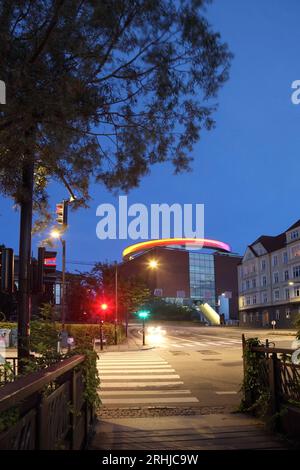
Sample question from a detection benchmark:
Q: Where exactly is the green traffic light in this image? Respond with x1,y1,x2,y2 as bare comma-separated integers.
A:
138,310,150,319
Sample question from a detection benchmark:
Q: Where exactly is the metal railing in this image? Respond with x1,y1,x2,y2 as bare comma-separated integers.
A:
242,335,300,413
0,355,95,450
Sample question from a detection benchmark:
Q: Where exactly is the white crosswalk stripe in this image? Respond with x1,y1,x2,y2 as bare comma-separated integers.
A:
97,351,198,406
159,337,241,349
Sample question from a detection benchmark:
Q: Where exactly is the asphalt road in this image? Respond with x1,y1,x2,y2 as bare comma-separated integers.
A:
98,324,297,410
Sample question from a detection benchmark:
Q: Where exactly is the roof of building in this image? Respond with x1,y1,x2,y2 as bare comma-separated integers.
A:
251,232,286,254
286,219,300,232
246,219,300,256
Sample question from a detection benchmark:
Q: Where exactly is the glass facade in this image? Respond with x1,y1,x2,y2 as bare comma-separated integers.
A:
189,252,216,307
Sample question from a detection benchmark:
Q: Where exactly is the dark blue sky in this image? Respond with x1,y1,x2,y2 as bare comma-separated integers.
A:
1,0,300,270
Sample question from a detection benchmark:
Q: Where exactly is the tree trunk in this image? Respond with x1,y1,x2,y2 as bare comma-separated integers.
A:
18,161,34,369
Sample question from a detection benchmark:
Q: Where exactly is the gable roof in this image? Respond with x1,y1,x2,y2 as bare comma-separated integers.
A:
286,219,300,232
250,233,286,254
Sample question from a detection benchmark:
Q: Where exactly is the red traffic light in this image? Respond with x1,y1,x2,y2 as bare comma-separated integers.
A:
100,303,108,311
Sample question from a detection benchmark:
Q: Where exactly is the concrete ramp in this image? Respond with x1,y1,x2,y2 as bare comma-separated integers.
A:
199,303,220,325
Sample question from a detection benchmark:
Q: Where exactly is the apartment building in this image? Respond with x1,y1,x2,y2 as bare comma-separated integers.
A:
238,219,300,328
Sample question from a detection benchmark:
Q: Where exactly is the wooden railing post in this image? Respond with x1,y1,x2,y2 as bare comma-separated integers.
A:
268,352,278,414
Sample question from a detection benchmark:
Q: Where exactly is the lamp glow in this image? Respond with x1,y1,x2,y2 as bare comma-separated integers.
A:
149,259,158,269
50,229,61,239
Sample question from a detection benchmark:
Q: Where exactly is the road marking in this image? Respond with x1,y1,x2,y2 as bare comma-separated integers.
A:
101,397,199,404
215,391,238,395
97,361,169,365
100,363,172,370
100,369,176,373
101,374,180,380
100,390,192,395
100,381,184,388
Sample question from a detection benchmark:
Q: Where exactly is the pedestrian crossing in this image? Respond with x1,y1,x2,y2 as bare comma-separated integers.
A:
97,351,199,406
158,337,241,350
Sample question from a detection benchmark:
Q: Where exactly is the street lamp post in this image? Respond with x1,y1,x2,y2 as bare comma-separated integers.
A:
51,230,66,328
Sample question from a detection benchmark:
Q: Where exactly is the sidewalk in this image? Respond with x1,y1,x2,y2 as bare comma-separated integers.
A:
97,333,154,353
90,413,288,450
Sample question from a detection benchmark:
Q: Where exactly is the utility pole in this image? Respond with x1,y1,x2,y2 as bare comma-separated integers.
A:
18,162,34,369
61,238,66,329
114,262,118,345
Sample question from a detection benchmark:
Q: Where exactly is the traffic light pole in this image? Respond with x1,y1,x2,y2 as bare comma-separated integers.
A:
114,262,118,345
142,319,145,346
99,320,104,351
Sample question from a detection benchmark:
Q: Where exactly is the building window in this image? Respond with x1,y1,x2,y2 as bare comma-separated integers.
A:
253,295,257,305
291,230,299,240
274,290,280,301
294,287,300,298
293,266,300,278
273,255,278,267
262,276,267,287
275,309,280,320
252,278,256,288
261,259,266,271
246,296,251,306
291,245,300,259
55,283,61,305
243,313,246,323
284,270,289,281
154,288,163,296
256,312,260,321
249,313,253,323
263,292,268,303
246,280,250,290
286,308,291,319
273,272,279,284
283,252,288,264
285,288,290,300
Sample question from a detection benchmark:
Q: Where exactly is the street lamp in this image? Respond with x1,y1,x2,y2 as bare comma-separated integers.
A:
50,229,66,328
148,259,158,269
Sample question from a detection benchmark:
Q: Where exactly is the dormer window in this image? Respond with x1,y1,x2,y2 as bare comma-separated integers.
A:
291,230,299,240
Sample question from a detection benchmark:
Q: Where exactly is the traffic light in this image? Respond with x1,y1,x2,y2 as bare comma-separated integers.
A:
0,248,14,294
56,200,68,226
43,251,57,282
100,303,108,311
137,309,150,320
